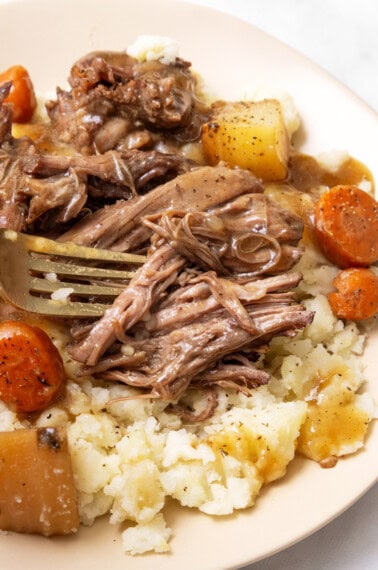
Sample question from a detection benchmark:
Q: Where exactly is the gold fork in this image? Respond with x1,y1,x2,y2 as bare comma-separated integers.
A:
0,229,146,317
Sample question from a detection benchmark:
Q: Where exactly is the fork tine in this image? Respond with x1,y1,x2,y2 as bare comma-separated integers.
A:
29,277,124,297
30,258,137,280
0,274,110,317
18,232,146,264
0,229,146,317
26,297,110,317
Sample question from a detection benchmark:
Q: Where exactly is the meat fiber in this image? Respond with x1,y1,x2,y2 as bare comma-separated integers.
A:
144,272,303,333
59,164,263,250
85,283,313,402
0,52,315,418
0,83,193,230
69,244,184,365
46,51,209,154
25,148,193,198
143,192,304,276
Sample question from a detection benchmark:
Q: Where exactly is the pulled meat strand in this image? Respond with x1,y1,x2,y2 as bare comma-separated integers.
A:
192,354,270,394
46,52,209,154
94,304,313,401
59,164,263,251
26,148,193,198
81,350,147,374
142,192,303,276
143,273,300,334
68,244,184,365
190,271,259,335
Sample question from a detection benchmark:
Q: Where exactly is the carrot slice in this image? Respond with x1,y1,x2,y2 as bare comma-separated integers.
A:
0,321,65,413
328,268,378,320
0,65,37,123
314,185,378,268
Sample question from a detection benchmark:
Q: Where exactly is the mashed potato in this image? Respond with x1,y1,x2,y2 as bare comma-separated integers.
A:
1,36,376,556
22,54,374,552
126,35,179,65
29,239,375,555
2,202,374,558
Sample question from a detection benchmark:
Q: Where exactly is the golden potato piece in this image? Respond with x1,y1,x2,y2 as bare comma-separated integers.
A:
202,99,289,180
0,427,79,536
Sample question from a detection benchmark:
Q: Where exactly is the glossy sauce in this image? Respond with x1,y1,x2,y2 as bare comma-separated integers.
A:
8,122,375,470
266,152,375,247
297,368,371,465
208,426,282,483
297,401,370,464
12,121,75,156
289,153,374,194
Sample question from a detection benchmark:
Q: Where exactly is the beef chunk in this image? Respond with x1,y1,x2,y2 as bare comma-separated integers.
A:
47,52,209,154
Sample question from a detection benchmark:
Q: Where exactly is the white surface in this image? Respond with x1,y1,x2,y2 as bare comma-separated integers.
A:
187,0,378,111
0,1,377,569
185,3,378,569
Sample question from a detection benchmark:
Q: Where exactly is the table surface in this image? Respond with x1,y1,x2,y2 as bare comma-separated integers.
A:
0,1,377,569
188,0,378,112
187,3,377,569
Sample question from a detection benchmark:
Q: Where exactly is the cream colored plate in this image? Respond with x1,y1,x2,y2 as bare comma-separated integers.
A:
0,1,377,569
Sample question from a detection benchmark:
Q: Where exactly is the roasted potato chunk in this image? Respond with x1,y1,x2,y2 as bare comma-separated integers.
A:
202,99,289,180
0,427,79,536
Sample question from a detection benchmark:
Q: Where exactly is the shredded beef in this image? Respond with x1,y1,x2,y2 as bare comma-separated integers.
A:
46,51,209,154
0,50,316,418
64,161,313,406
0,89,194,230
87,297,313,401
59,164,263,250
26,148,193,194
144,272,303,333
69,243,185,365
143,192,303,276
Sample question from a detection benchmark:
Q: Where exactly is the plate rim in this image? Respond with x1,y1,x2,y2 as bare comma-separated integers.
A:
0,1,377,568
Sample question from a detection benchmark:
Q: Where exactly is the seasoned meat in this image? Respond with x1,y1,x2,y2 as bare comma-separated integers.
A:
46,51,209,154
26,169,87,224
66,165,309,377
192,358,271,393
0,90,37,229
28,148,191,184
69,244,184,365
27,148,194,201
144,193,304,276
0,50,316,416
89,294,313,401
0,90,85,229
0,83,36,229
0,151,87,229
69,263,312,373
0,154,29,230
144,272,303,333
0,82,193,230
59,164,263,250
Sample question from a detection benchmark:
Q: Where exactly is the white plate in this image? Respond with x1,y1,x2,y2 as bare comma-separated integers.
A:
0,1,377,569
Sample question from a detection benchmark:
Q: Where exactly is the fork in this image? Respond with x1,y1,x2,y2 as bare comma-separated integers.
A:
0,229,146,317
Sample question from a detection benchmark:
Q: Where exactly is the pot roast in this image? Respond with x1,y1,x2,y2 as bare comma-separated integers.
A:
0,51,314,419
